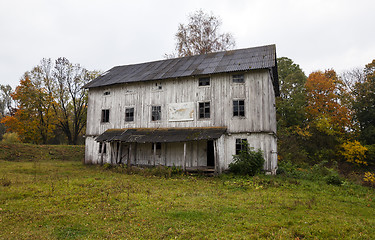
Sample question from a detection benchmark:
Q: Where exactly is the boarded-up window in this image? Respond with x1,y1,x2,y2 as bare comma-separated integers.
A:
235,139,247,155
125,107,134,122
233,100,245,117
152,106,161,121
232,74,244,83
199,77,210,86
199,102,210,119
101,109,110,123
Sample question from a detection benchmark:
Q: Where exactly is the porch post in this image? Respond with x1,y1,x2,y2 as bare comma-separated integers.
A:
214,140,220,174
118,142,122,164
100,142,104,165
128,143,132,168
183,142,187,171
153,143,156,166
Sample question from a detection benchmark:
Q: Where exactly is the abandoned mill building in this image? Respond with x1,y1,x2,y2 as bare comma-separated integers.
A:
84,44,279,174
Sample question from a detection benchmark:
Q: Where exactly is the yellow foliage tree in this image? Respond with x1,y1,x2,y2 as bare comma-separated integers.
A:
340,140,368,165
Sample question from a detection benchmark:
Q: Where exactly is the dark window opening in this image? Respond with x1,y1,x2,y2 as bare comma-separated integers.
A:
151,106,161,121
233,100,245,117
233,74,244,83
104,91,110,96
99,142,107,154
199,102,210,119
235,139,247,155
199,77,210,86
101,109,110,123
152,142,162,156
125,107,134,122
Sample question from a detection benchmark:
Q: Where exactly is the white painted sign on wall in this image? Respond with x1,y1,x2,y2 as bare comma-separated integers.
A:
168,102,195,121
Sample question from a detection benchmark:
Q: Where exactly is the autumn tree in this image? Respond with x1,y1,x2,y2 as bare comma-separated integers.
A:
168,9,235,58
1,74,56,143
30,57,100,145
304,69,352,162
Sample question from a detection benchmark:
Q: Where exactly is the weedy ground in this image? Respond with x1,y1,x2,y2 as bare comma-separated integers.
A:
0,143,374,239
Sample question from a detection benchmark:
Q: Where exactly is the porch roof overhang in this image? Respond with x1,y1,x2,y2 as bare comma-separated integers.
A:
95,127,227,143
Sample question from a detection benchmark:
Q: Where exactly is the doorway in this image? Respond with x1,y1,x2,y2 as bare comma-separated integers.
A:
207,140,215,167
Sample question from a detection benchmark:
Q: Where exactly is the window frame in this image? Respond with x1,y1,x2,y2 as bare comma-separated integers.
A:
233,99,245,117
101,109,110,123
235,138,247,155
151,105,161,121
232,74,245,83
198,101,211,119
125,107,135,122
198,77,210,86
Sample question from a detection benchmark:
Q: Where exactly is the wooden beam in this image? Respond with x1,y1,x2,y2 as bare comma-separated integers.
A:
183,142,187,171
118,142,122,164
100,142,104,165
153,143,156,166
128,143,132,168
214,140,220,174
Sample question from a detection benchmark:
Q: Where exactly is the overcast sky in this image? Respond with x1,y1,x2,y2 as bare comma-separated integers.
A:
1,0,374,89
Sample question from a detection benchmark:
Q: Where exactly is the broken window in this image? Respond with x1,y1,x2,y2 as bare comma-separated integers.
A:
199,77,210,86
232,74,244,83
235,138,247,155
151,142,162,156
233,100,245,117
125,107,134,122
199,102,210,119
101,109,110,123
151,106,161,121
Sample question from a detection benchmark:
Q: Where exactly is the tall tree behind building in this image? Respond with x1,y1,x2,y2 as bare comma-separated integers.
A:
167,9,235,58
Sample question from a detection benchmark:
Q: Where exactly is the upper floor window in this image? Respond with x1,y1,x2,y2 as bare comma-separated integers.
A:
232,74,244,83
233,100,245,117
103,91,110,96
199,77,210,86
125,107,134,122
199,102,210,119
235,138,247,155
101,109,110,123
151,106,161,121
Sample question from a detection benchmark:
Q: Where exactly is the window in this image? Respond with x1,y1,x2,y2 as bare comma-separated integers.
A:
103,91,110,96
99,142,107,154
199,77,210,86
233,100,245,117
151,142,162,156
125,107,134,122
153,82,162,90
199,102,210,119
235,139,247,155
101,109,110,123
232,74,244,83
151,106,161,121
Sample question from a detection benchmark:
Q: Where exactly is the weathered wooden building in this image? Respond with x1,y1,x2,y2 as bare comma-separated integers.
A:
84,44,279,174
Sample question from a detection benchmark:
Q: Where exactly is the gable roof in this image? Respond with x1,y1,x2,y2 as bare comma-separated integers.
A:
84,44,279,96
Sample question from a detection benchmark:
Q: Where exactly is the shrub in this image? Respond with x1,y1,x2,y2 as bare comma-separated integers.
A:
325,175,343,186
340,140,368,166
1,132,20,143
229,142,264,176
365,144,375,166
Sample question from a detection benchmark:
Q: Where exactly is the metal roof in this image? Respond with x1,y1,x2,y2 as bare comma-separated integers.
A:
84,45,279,95
96,127,227,143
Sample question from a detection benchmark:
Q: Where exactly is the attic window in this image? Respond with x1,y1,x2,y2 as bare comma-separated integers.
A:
232,74,244,83
199,77,210,86
104,91,110,96
153,83,162,90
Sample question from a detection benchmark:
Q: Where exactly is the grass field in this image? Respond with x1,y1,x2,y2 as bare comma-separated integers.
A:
1,143,375,239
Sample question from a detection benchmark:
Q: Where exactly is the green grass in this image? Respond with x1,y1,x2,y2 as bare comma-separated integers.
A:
0,144,375,239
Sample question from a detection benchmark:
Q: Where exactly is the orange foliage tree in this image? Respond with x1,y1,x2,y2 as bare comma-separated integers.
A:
1,74,56,144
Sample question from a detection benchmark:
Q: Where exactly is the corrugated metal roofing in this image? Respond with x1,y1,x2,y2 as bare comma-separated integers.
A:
84,45,279,95
96,127,227,143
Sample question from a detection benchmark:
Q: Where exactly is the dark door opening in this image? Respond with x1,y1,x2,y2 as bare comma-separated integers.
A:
207,140,215,167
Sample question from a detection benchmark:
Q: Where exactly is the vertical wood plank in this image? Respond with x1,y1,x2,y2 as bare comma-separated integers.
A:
183,142,186,171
